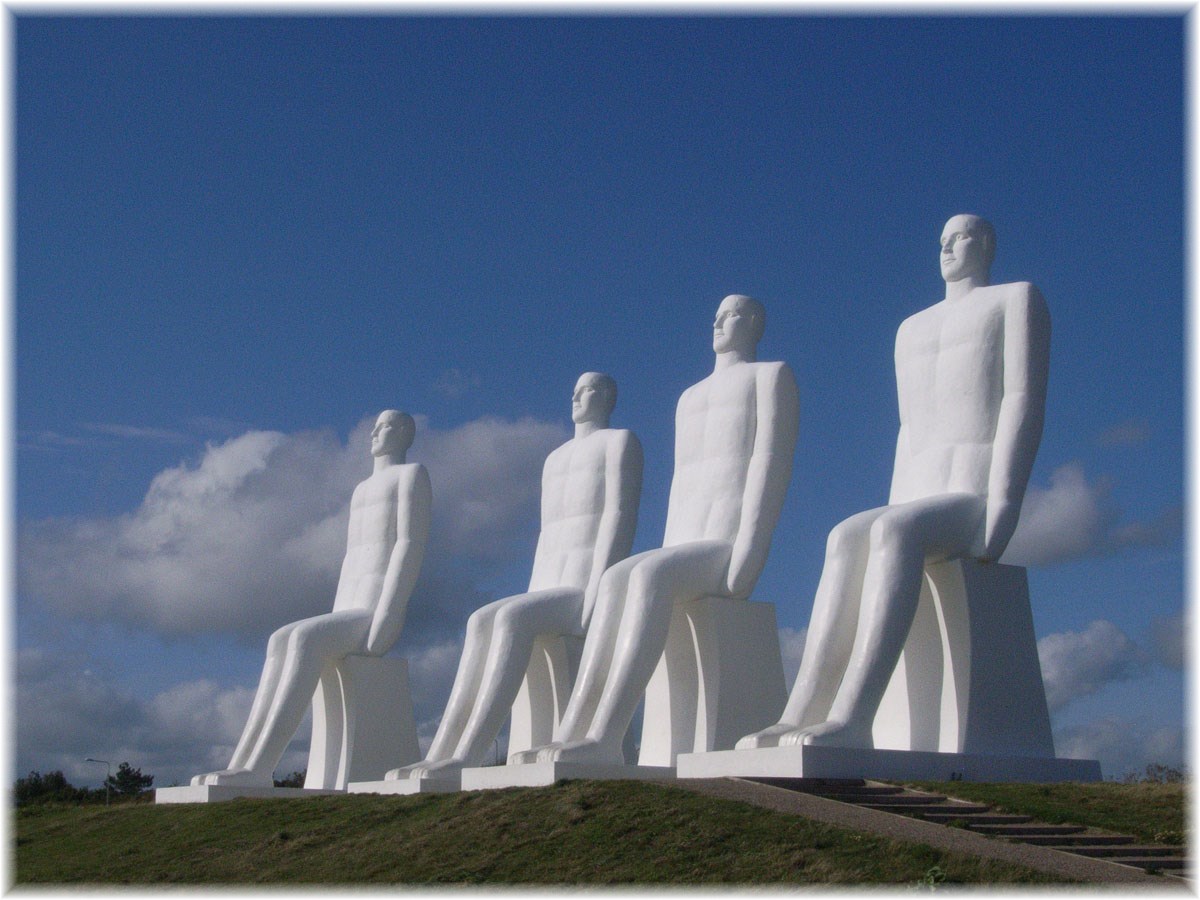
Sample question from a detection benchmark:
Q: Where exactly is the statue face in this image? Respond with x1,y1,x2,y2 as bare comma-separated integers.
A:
712,296,756,354
571,374,608,425
939,216,990,284
371,412,405,456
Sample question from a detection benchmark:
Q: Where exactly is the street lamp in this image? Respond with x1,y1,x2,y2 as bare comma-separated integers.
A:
85,758,111,806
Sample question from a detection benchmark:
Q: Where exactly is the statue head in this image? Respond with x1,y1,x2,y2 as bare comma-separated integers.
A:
939,214,995,284
371,409,416,457
572,372,617,427
713,294,765,355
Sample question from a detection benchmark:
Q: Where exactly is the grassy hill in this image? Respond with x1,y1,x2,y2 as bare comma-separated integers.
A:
14,779,1076,886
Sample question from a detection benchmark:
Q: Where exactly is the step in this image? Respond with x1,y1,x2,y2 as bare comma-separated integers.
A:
1063,845,1184,859
923,812,1032,825
1018,834,1135,846
1108,857,1189,871
970,823,1086,837
747,777,867,792
833,793,948,805
861,802,992,816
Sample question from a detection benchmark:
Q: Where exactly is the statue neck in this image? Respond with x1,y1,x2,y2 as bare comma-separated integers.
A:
715,347,756,371
373,450,406,473
944,273,989,302
574,420,605,439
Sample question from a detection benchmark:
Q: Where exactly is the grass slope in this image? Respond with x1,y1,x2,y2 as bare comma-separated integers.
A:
903,781,1187,845
15,779,1071,886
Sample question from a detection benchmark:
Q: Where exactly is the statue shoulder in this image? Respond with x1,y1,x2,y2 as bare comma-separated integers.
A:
604,427,643,456
992,281,1050,328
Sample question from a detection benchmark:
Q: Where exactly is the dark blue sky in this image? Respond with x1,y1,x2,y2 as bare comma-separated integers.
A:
14,13,1185,783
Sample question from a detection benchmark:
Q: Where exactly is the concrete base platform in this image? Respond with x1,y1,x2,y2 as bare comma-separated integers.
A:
462,761,674,790
676,745,1101,783
155,785,342,804
348,775,460,795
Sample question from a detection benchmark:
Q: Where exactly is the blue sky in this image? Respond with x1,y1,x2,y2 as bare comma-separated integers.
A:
14,12,1186,786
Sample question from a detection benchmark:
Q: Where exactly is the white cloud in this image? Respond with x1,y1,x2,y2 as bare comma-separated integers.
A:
18,414,567,644
1002,463,1180,566
1054,716,1184,781
1037,619,1147,713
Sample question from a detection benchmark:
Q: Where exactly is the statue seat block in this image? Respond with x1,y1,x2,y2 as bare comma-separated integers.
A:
639,597,787,767
305,654,419,789
874,560,1054,757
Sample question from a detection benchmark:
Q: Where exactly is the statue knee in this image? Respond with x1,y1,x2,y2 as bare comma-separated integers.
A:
826,519,865,558
868,513,915,561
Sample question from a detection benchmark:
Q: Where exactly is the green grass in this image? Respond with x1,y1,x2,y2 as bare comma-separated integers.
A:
14,779,1072,885
903,781,1187,845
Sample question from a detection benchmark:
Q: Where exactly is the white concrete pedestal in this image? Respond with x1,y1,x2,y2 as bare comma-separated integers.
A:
155,784,342,804
676,744,1101,783
873,560,1055,756
461,761,673,790
639,596,786,766
348,775,461,795
306,654,420,790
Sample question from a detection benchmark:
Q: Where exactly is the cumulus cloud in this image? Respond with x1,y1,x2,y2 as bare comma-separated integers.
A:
16,646,255,786
1054,716,1184,781
18,414,567,644
16,636,478,787
1148,614,1186,671
1001,463,1180,567
1037,620,1147,713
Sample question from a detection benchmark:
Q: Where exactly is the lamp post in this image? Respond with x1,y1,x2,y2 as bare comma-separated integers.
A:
85,758,111,806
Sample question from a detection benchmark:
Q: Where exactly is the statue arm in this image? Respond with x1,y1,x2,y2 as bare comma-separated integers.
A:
365,465,433,655
979,284,1051,561
726,363,800,598
582,431,643,625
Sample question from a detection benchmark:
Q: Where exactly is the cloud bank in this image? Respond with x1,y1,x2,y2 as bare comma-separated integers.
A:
19,414,567,644
1036,619,1147,713
1002,463,1180,567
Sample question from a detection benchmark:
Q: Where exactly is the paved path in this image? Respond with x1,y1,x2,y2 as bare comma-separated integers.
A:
670,777,1183,886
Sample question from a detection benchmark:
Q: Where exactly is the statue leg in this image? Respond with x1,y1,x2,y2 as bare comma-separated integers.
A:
388,600,505,778
509,555,645,764
737,507,886,749
192,620,303,785
206,611,372,786
796,494,985,749
542,541,733,765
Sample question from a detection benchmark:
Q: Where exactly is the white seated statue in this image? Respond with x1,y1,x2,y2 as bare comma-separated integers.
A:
738,214,1051,752
384,372,643,783
192,410,432,787
512,294,799,766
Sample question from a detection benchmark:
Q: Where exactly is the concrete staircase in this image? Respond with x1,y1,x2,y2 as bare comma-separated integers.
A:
748,777,1189,878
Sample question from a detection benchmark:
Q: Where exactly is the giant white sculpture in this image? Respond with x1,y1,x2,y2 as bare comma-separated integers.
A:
352,373,642,793
189,410,431,789
507,294,799,770
736,214,1051,756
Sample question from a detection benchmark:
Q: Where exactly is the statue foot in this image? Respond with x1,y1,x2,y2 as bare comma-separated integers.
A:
194,769,273,787
387,758,465,781
780,719,873,750
735,722,801,750
509,745,554,765
538,739,622,765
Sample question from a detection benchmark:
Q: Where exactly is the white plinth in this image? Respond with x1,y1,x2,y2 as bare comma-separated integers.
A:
155,785,342,804
676,745,1101,783
461,761,674,790
306,654,420,790
347,775,461,795
639,596,787,767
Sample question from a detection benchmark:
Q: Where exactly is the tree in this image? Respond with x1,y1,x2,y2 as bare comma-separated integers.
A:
273,770,306,788
14,770,85,806
105,762,154,796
